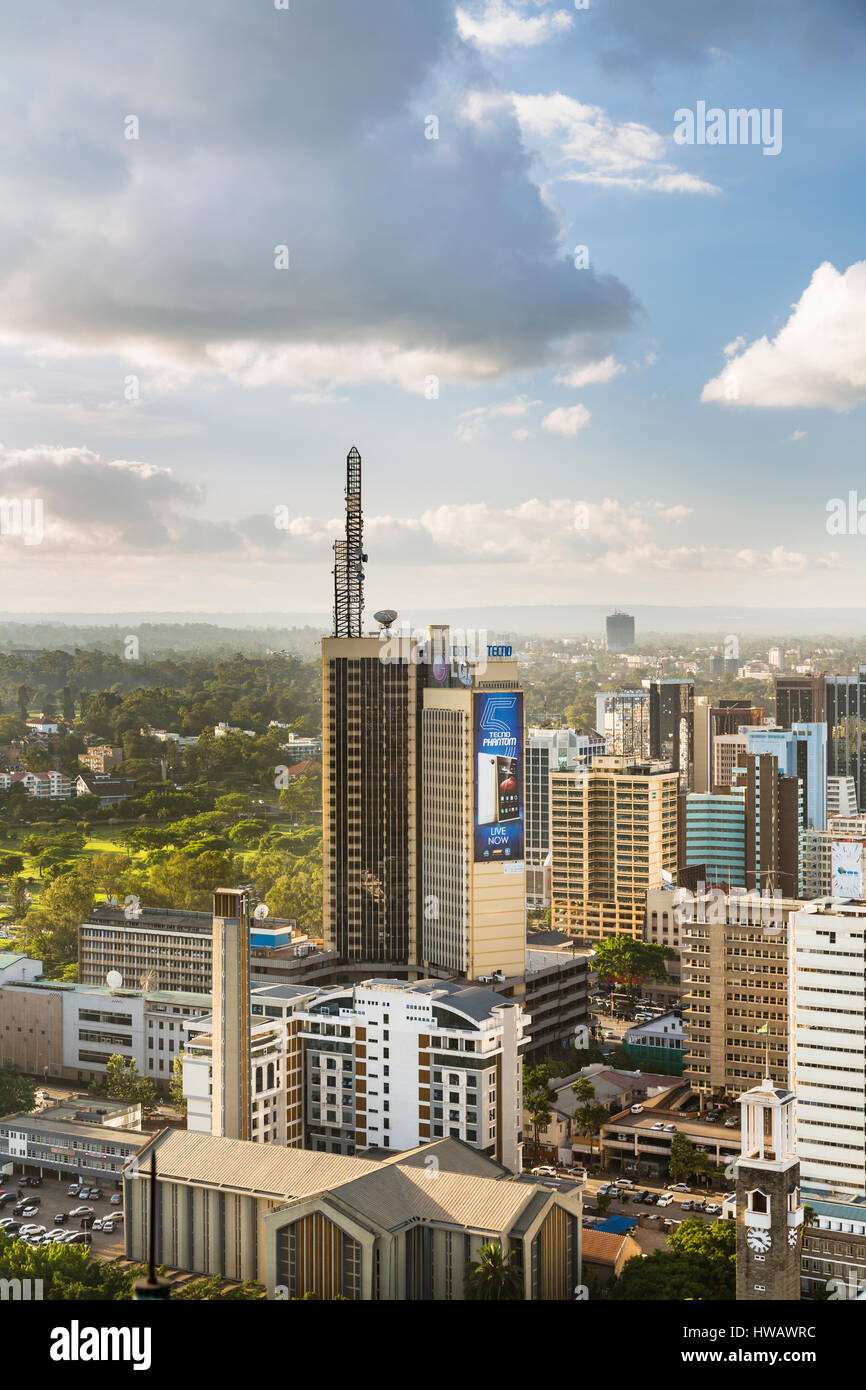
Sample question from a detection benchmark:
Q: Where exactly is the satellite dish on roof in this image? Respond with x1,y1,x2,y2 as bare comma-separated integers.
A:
253,903,269,920
106,970,123,990
373,609,399,631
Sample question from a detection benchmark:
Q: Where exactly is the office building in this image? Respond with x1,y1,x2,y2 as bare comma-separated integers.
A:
420,649,526,980
828,775,858,819
124,1130,583,1300
680,890,798,1102
775,673,825,727
745,722,827,831
605,610,635,654
800,1198,866,1298
789,902,866,1199
799,819,866,900
731,753,802,897
78,903,313,993
595,690,650,761
622,1012,685,1075
0,1096,148,1185
826,667,866,811
322,631,421,967
681,792,747,888
649,679,694,790
550,756,679,941
211,887,252,1141
525,728,598,908
693,699,766,795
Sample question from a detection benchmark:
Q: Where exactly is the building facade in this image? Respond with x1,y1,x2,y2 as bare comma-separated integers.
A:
595,690,650,762
649,679,694,791
550,757,679,941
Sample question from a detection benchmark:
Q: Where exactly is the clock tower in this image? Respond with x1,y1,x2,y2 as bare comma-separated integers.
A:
734,1075,802,1301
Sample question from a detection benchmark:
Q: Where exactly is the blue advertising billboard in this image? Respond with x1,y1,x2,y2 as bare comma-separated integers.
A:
473,690,524,863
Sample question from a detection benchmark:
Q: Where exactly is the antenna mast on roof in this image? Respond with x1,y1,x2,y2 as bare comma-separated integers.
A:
333,446,367,638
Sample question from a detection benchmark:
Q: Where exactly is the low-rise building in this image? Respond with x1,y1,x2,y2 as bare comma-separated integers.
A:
74,772,136,806
77,745,123,774
0,770,73,798
800,1197,866,1300
623,1012,685,1076
581,1227,642,1289
600,1100,741,1180
123,1130,583,1300
0,1095,148,1184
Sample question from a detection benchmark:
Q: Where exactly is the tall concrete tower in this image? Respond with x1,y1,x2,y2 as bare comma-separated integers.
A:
211,887,252,1141
734,1074,802,1301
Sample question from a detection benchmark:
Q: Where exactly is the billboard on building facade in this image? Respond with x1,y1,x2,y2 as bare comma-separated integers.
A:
831,839,865,900
474,690,524,862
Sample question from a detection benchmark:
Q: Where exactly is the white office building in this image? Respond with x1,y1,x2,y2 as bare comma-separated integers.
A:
525,728,602,907
789,903,866,1198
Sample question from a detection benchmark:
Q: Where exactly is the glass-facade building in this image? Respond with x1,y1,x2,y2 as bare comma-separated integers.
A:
826,667,866,813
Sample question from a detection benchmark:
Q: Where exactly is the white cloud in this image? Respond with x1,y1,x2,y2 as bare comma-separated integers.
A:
456,1,573,50
456,393,542,442
702,261,866,409
542,403,591,436
465,89,721,195
555,355,624,387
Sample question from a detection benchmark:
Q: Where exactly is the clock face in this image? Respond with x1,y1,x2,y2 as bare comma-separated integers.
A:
788,1228,800,1249
747,1228,772,1253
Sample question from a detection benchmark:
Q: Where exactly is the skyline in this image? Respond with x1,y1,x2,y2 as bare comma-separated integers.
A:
1,0,866,614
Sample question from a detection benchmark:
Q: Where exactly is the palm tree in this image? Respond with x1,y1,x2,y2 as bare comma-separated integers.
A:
464,1242,524,1301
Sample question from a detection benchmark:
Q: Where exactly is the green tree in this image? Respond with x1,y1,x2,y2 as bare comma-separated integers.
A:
669,1217,736,1267
6,873,30,920
464,1242,524,1301
0,851,24,876
0,1066,37,1115
0,1229,144,1299
170,1052,187,1116
173,1276,265,1299
571,1077,608,1157
94,1054,158,1113
592,937,674,1001
668,1132,702,1185
523,1062,553,1158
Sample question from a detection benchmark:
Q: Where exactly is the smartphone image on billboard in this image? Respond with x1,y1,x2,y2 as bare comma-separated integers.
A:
477,754,520,825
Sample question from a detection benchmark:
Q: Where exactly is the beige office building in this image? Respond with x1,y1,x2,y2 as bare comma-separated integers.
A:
421,670,525,982
680,891,798,1101
550,758,678,942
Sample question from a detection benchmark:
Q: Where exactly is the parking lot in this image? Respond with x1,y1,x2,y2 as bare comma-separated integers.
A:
0,1169,126,1261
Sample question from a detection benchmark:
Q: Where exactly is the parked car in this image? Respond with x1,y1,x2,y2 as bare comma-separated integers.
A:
19,1205,40,1218
109,1193,122,1206
26,1176,42,1187
530,1166,557,1177
19,1223,45,1237
705,1204,722,1215
705,1111,720,1123
0,1193,16,1207
92,1218,104,1231
596,1184,610,1196
66,1184,82,1198
68,1205,94,1218
87,1188,103,1201
53,1212,69,1224
724,1117,739,1128
651,1122,665,1131
657,1194,674,1207
669,1183,691,1192
607,1187,621,1199
644,1192,658,1205
664,1123,676,1132
77,1187,92,1200
64,1232,89,1245
681,1200,693,1211
101,1220,116,1233
0,1216,18,1229
617,1179,634,1188
692,1200,707,1212
2,1222,22,1236
630,1104,644,1114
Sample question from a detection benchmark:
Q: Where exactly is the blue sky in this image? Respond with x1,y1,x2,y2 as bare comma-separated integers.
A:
1,0,865,616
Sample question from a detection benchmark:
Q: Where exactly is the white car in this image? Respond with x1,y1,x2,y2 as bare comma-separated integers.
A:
657,1194,674,1207
19,1224,45,1237
630,1104,644,1114
664,1123,676,1132
531,1166,557,1178
617,1179,634,1188
669,1183,690,1192
596,1184,610,1195
651,1122,665,1131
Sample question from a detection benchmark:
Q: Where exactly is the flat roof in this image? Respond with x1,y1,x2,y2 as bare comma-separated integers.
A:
604,1111,739,1140
0,1112,148,1146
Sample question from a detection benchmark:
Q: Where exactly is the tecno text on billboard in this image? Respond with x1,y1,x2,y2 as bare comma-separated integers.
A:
473,691,524,863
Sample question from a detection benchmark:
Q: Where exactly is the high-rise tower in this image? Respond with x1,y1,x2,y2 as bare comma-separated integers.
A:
211,887,252,1141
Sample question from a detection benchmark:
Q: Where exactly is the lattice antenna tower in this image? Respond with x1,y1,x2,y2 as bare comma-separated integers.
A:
333,446,367,637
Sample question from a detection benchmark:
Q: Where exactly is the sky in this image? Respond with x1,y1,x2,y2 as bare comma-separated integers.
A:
1,0,866,617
